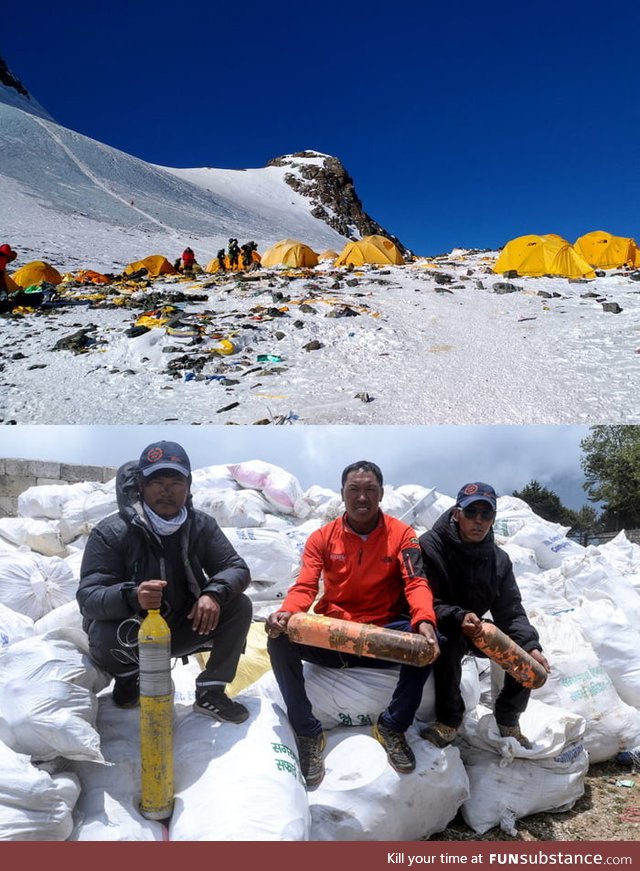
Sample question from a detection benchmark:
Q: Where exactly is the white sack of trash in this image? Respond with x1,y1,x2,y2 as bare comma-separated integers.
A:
458,699,589,836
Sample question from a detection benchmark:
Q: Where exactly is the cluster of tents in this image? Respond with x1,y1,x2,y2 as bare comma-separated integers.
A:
493,230,640,279
8,231,640,290
3,236,406,290
206,234,405,272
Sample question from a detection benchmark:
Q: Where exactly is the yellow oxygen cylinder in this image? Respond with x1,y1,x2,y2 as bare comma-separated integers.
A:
138,608,174,820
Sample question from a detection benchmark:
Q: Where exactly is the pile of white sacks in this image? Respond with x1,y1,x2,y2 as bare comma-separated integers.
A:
1,459,639,841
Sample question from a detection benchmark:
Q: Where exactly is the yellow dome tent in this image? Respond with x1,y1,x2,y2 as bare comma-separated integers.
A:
11,261,63,288
574,231,640,269
123,255,178,278
261,239,319,268
493,235,595,278
318,249,339,262
334,235,404,267
3,273,20,293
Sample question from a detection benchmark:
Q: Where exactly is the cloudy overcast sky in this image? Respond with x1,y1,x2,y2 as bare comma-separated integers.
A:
0,425,592,509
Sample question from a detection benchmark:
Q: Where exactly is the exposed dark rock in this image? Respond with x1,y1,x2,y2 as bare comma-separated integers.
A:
266,151,411,256
165,354,210,373
325,305,359,318
433,273,455,285
493,282,521,294
125,325,150,338
0,56,28,96
51,327,99,353
602,302,623,314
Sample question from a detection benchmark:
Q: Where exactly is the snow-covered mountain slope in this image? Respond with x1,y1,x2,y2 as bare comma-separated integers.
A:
0,67,53,120
1,97,350,272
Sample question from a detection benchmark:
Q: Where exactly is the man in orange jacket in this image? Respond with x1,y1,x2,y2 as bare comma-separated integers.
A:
266,460,440,787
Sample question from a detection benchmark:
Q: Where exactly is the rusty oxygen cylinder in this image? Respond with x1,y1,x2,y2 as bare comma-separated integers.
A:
463,620,547,689
286,612,436,667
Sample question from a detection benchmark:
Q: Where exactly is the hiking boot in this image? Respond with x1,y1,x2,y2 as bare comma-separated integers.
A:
498,723,532,749
193,688,249,723
112,674,139,709
373,719,416,773
420,721,459,747
296,732,326,788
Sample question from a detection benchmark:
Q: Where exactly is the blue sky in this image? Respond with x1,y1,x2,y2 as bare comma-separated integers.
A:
0,425,593,510
4,0,640,256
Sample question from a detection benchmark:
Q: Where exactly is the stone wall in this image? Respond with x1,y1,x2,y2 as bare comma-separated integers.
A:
0,457,117,517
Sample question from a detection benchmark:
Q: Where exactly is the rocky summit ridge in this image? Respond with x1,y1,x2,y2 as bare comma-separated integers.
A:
268,150,409,256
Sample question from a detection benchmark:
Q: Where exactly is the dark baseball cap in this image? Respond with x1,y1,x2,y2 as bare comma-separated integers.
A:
456,482,497,511
138,441,191,477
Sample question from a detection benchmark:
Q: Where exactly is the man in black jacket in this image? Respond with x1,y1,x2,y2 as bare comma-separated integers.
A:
77,440,252,721
419,482,549,749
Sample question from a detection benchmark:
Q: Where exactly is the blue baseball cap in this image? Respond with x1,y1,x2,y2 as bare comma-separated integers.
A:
456,482,497,511
139,441,191,477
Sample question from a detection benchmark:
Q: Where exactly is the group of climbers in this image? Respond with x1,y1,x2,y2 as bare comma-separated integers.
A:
216,239,260,272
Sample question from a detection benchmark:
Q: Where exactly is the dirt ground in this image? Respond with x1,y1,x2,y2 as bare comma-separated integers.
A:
427,760,640,842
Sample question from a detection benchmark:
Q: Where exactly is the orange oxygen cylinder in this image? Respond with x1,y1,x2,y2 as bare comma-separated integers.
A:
286,612,436,667
463,620,547,689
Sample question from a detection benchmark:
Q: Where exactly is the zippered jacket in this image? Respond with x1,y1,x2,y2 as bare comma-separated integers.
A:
419,508,540,652
280,512,436,629
77,460,250,623
0,244,17,273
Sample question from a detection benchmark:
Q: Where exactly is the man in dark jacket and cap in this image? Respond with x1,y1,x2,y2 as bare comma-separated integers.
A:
77,440,253,722
419,482,549,749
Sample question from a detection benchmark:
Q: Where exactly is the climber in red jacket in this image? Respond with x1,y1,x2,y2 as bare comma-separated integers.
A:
0,244,17,298
181,247,196,276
